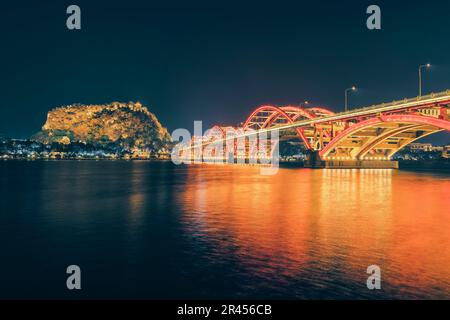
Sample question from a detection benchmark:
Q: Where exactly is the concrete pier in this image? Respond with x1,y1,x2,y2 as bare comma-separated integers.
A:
322,160,399,169
304,152,398,169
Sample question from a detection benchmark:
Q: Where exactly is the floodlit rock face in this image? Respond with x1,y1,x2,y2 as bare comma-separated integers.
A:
32,102,172,154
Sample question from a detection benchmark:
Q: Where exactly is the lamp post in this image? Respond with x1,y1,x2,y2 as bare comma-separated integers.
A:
345,86,357,111
418,63,431,96
300,100,310,107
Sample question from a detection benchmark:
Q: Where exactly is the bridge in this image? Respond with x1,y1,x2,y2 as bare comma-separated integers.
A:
175,90,450,168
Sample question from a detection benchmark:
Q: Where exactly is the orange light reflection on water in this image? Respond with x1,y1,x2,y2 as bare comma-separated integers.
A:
178,165,450,298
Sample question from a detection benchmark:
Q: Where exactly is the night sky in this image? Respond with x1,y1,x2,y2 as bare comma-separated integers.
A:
1,0,449,143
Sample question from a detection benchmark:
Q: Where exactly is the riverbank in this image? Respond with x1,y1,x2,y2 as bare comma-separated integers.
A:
398,160,450,172
280,160,450,172
2,158,450,173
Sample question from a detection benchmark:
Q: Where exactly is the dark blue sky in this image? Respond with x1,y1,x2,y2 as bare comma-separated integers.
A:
1,0,449,143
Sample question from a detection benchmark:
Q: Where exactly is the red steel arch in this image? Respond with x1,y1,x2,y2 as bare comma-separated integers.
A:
242,105,312,149
306,107,335,117
205,125,244,140
242,105,334,150
319,114,450,158
261,106,316,130
204,125,226,139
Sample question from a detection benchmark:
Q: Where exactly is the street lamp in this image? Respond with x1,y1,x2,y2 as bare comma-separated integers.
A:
300,100,310,107
345,86,357,111
418,63,431,96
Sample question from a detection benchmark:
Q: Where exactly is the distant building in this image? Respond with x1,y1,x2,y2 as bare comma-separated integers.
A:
407,142,449,159
443,145,450,159
431,146,444,152
409,143,433,152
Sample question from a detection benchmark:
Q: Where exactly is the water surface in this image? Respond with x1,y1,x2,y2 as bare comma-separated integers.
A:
0,161,449,299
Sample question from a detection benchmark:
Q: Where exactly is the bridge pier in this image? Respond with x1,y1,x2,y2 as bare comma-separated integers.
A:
305,152,398,169
321,160,398,169
304,151,325,168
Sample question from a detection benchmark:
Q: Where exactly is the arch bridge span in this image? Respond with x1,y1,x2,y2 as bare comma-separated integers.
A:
180,90,450,168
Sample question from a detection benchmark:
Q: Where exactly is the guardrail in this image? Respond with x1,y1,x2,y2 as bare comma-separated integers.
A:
337,89,450,117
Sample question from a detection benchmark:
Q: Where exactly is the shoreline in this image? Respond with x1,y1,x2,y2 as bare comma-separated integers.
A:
2,158,449,173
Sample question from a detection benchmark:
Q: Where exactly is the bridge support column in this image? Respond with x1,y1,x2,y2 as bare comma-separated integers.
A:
322,160,399,169
304,151,325,168
305,151,398,169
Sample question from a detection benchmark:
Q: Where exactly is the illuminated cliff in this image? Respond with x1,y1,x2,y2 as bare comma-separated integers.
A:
31,102,172,155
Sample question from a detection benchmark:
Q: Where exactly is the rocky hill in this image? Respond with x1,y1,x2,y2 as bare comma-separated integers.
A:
31,102,172,156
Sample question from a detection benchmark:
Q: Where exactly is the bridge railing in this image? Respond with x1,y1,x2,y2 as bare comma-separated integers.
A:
337,89,450,117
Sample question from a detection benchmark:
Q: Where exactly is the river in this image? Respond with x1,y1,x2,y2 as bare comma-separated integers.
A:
0,161,449,299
